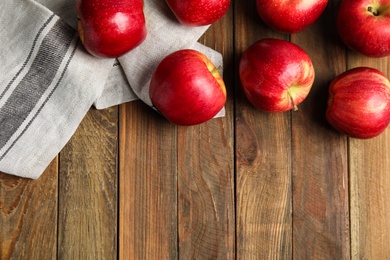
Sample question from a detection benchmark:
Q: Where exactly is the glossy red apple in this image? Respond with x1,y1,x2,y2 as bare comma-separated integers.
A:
149,49,227,126
337,0,390,57
326,67,390,139
256,0,328,33
75,0,147,58
239,38,315,112
165,0,231,26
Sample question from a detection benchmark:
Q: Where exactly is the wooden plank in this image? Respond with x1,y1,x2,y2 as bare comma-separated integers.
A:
119,101,178,259
348,54,390,259
177,10,235,259
290,0,350,258
234,1,292,258
57,107,118,259
0,160,58,259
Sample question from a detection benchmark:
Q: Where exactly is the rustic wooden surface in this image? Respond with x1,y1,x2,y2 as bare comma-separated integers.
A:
1,0,390,259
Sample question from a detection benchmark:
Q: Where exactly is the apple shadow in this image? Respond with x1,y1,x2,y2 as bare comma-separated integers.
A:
318,0,349,56
305,80,331,127
295,0,348,134
157,0,181,24
298,76,344,137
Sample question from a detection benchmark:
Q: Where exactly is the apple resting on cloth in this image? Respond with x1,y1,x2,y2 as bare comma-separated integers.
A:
256,0,328,33
76,0,147,58
337,0,390,57
239,38,315,112
165,0,231,26
326,67,390,139
149,49,227,126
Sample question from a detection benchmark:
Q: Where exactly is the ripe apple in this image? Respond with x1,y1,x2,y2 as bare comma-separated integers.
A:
165,0,231,26
239,38,315,112
326,67,390,139
149,49,227,126
256,0,328,33
337,0,390,57
75,0,147,58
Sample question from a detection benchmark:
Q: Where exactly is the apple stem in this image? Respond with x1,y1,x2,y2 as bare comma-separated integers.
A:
287,90,298,111
368,6,379,16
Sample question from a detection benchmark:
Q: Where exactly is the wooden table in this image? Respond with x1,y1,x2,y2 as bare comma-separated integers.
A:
1,0,390,259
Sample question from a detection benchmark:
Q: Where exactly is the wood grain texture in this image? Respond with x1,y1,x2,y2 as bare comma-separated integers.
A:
348,54,390,259
0,160,58,259
177,10,235,259
119,101,178,260
58,107,118,259
234,1,292,259
290,0,351,258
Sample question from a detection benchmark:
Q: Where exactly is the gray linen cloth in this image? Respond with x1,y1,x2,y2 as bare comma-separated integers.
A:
0,0,224,179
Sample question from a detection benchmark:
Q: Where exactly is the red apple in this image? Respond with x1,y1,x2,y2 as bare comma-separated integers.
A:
75,0,147,58
256,0,328,33
337,0,390,57
165,0,230,26
326,67,390,139
149,49,226,126
239,38,315,112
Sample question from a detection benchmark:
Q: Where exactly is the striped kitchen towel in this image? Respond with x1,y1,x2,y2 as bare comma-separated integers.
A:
0,0,224,179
